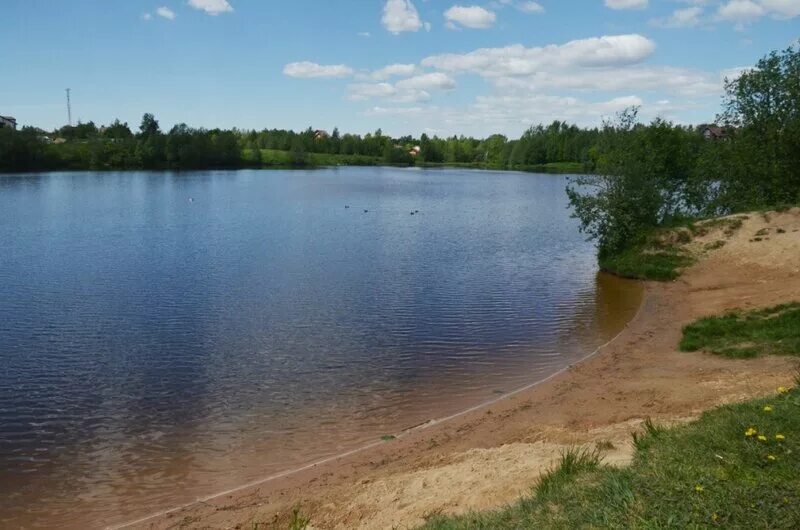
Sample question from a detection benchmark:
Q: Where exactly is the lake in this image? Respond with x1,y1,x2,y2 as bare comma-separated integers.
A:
0,167,641,528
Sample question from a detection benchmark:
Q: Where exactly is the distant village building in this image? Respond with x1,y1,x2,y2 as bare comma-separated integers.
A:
313,129,330,140
409,145,421,157
701,125,726,141
0,116,17,130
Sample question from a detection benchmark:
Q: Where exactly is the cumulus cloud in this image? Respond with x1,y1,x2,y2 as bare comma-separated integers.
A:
348,73,456,103
759,0,800,18
156,6,176,20
283,62,354,79
492,65,720,97
421,34,656,77
651,6,703,27
605,0,648,10
716,0,765,23
444,5,497,29
382,0,424,34
187,0,233,15
517,1,545,14
396,72,457,91
368,63,419,81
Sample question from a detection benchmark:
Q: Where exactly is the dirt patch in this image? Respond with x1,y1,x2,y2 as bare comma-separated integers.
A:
130,209,800,530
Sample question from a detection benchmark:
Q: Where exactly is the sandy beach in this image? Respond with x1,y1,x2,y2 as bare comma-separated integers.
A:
129,208,800,530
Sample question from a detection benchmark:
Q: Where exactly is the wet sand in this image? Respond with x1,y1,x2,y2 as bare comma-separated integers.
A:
128,208,800,530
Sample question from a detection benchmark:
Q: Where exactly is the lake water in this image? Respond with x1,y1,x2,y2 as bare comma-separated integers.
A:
0,168,642,528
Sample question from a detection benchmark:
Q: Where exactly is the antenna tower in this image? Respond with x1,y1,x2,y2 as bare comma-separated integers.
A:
66,88,72,126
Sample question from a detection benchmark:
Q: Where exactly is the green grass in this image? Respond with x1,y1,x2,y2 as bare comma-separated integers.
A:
246,149,384,168
245,149,591,173
599,245,695,281
680,303,800,358
420,384,800,529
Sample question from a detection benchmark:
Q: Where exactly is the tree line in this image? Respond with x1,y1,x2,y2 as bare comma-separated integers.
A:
2,107,703,173
566,43,800,264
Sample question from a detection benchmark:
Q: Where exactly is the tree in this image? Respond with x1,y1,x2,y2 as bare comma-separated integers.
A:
566,108,701,258
139,113,161,138
710,43,800,209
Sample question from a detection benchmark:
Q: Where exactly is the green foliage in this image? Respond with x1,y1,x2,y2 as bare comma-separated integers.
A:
421,387,800,529
567,108,702,259
680,302,800,358
707,44,800,211
567,43,799,273
599,244,694,281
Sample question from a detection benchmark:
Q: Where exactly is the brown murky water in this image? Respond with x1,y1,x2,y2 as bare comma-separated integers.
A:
0,168,642,528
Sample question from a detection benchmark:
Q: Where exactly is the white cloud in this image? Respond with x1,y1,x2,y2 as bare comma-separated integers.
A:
444,5,497,29
283,62,354,79
358,32,371,38
759,0,800,18
716,0,765,23
421,34,656,77
517,1,545,14
142,13,153,20
382,0,424,34
605,0,648,10
187,0,233,15
348,73,456,103
369,63,419,80
156,6,176,20
396,72,457,91
364,106,427,116
492,65,720,96
651,6,703,27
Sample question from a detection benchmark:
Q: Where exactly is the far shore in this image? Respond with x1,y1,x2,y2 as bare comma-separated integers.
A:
126,208,800,530
0,160,590,176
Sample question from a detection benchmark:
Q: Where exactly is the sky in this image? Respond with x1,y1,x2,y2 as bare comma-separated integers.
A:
1,0,798,138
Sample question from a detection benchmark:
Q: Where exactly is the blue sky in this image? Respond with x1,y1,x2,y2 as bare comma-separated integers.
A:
1,0,798,137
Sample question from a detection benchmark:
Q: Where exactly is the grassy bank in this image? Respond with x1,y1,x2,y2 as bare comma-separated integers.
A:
681,303,800,359
420,302,800,529
246,149,589,174
599,215,753,282
421,383,800,529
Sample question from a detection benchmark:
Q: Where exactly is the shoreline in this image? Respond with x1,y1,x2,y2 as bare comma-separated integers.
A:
0,162,591,176
112,286,645,530
130,208,800,530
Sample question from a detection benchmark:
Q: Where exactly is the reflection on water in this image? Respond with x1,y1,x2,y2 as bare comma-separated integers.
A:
0,168,641,528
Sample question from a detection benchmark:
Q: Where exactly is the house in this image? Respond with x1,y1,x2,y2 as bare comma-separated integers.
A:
408,145,421,157
701,125,726,141
0,116,17,130
313,129,329,140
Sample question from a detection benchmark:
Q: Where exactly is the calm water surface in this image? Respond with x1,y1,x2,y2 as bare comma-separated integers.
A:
0,168,641,528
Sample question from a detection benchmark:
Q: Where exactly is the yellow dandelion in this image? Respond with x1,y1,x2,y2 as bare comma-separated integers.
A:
758,435,768,442
777,386,789,395
776,434,786,442
767,455,777,462
763,405,774,412
695,484,704,492
712,513,718,522
745,427,758,437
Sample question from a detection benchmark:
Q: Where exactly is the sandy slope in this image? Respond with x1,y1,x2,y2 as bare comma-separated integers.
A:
131,208,800,530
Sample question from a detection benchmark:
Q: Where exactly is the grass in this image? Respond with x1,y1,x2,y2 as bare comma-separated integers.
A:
420,383,800,529
600,214,751,282
599,244,695,281
244,149,592,173
680,302,800,358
